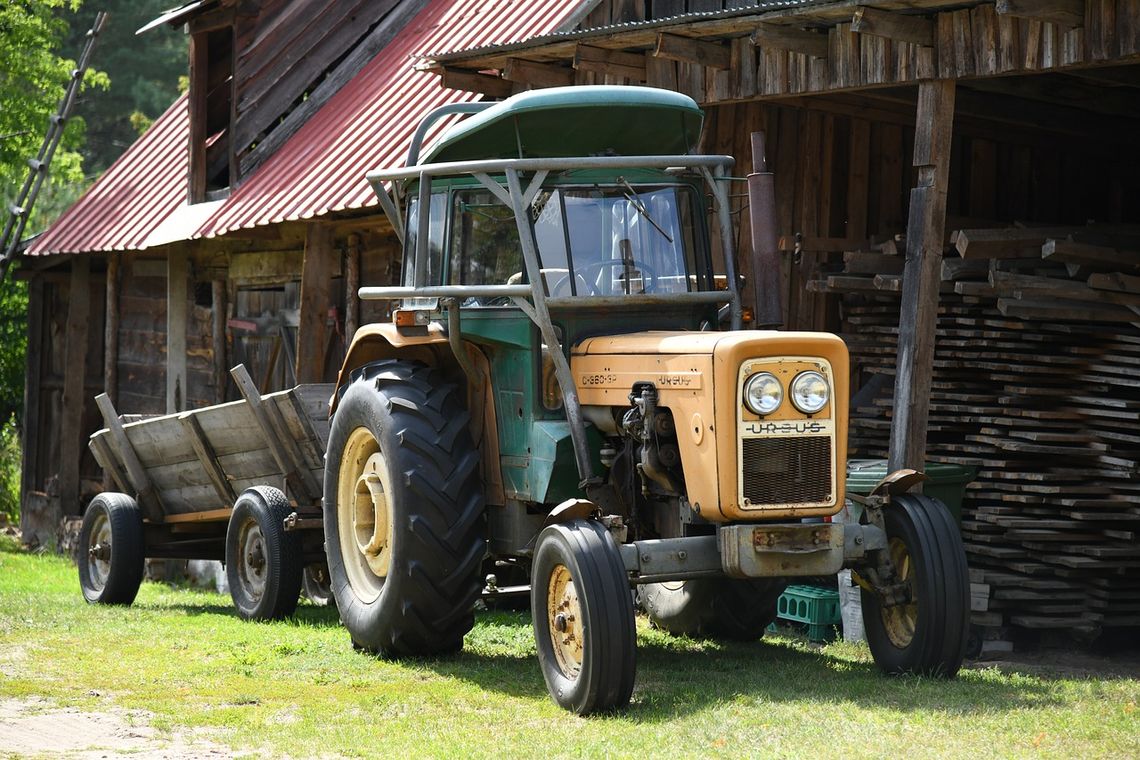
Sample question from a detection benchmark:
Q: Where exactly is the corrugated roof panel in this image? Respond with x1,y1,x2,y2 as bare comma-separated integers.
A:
26,95,189,256
197,0,583,238
29,0,582,256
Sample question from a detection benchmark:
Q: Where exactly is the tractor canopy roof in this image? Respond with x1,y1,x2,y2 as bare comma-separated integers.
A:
420,85,704,165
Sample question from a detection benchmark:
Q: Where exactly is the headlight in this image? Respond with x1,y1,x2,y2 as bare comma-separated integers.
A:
790,371,829,414
743,372,782,415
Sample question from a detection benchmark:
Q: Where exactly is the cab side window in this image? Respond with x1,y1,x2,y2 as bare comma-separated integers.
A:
448,189,523,285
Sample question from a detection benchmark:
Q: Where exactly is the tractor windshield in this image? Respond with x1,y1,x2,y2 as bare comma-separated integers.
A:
408,182,706,301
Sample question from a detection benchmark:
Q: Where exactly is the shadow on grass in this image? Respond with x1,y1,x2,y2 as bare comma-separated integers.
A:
142,600,344,629
413,610,1064,720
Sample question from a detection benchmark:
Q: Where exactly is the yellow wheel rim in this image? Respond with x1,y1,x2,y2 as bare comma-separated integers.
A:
881,536,918,648
336,426,394,603
547,564,584,679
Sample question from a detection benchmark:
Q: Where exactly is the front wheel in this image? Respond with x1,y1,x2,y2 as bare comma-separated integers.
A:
78,493,145,605
861,494,970,677
225,486,302,621
532,519,636,715
324,360,486,655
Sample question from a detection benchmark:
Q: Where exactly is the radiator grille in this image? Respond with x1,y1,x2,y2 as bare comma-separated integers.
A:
741,437,832,506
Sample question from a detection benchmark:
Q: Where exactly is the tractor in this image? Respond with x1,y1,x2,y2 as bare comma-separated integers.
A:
322,85,969,714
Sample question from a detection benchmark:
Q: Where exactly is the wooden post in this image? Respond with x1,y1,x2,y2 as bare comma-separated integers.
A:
20,278,44,504
297,223,335,384
211,279,227,404
95,393,165,522
59,256,91,517
103,256,119,403
345,233,360,344
888,80,956,473
166,248,188,413
102,255,120,491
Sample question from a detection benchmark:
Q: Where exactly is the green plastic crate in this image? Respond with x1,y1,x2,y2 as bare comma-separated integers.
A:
774,585,841,642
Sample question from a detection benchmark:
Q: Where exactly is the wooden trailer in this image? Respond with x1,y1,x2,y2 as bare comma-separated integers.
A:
80,363,334,620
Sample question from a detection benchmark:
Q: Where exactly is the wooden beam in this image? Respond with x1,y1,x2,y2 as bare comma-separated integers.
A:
503,57,575,87
89,434,129,493
995,0,1085,29
850,7,934,47
211,279,227,404
19,277,44,519
345,233,361,343
188,34,208,202
297,224,334,385
95,393,165,522
166,249,188,413
230,364,321,504
59,257,91,516
653,32,731,69
889,80,956,474
103,256,119,406
573,44,647,81
750,24,829,59
440,67,513,98
179,412,236,506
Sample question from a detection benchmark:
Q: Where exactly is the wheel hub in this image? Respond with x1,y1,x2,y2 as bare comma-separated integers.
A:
547,565,583,679
86,512,112,591
237,518,268,602
880,537,918,648
337,427,393,603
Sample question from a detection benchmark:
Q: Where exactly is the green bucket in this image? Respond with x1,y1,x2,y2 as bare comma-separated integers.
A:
845,459,975,523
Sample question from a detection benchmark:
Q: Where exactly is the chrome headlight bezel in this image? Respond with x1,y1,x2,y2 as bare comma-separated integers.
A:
790,370,829,414
743,371,783,416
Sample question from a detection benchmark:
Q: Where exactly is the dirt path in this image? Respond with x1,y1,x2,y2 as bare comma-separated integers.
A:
0,697,231,758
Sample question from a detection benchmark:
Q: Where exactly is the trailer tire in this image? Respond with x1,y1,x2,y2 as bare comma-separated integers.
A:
226,486,302,621
862,494,969,677
639,578,785,641
78,493,145,605
324,360,485,656
532,519,636,715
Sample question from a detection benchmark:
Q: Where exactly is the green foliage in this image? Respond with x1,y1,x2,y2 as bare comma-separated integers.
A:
0,417,20,522
0,0,106,230
62,0,187,173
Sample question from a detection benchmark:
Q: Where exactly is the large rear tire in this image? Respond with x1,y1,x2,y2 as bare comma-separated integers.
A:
324,360,486,655
78,493,145,605
532,519,636,715
225,486,302,621
639,578,785,640
862,494,969,677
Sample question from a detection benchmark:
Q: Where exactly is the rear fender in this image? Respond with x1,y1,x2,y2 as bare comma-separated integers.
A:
331,323,451,415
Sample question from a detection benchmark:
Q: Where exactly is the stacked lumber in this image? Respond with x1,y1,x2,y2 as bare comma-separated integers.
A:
825,225,1140,637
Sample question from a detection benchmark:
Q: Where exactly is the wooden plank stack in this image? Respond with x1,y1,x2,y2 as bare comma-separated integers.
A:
822,225,1140,638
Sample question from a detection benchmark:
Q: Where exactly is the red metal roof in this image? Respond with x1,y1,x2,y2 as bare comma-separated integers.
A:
27,0,583,256
27,95,189,256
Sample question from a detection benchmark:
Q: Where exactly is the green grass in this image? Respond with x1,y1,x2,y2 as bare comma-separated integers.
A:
1,533,1136,758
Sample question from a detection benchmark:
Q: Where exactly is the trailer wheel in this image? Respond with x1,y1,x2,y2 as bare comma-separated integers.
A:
639,578,785,640
532,519,636,715
324,360,485,655
225,486,302,621
862,494,969,677
78,493,145,605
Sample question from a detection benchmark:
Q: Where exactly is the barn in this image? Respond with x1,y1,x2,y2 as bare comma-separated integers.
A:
19,0,1140,642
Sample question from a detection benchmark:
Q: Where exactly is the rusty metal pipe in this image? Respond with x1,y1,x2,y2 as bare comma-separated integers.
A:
747,132,784,329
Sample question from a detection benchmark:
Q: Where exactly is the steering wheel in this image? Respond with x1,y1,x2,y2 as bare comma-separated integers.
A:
557,258,659,296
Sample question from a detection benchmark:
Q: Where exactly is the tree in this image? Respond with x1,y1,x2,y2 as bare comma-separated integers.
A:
1,1,108,228
1,1,108,520
62,0,187,174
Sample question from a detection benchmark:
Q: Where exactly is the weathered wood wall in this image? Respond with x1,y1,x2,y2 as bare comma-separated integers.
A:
701,95,1140,329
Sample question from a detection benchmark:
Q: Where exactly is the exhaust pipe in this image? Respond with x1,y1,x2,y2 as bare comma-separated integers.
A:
747,132,783,329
